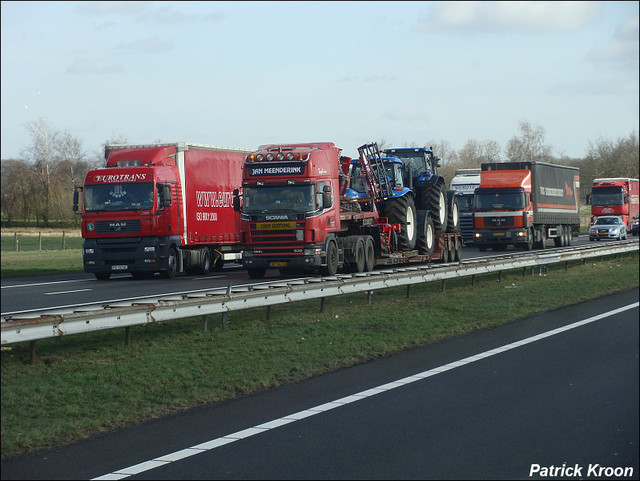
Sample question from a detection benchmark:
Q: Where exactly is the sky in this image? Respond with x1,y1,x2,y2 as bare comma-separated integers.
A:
1,1,638,162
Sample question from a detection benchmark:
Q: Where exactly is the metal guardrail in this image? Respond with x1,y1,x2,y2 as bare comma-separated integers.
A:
2,240,638,347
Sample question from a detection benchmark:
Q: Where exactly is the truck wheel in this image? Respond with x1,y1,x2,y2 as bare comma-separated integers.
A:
200,248,212,274
416,215,435,256
354,237,365,273
161,247,178,278
453,237,462,262
364,236,375,272
427,182,447,233
524,228,534,251
566,226,573,246
446,191,460,233
381,196,417,250
439,239,449,263
95,272,111,280
322,241,338,276
554,229,564,247
248,268,265,279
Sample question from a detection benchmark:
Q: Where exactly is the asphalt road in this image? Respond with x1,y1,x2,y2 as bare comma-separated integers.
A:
2,288,637,480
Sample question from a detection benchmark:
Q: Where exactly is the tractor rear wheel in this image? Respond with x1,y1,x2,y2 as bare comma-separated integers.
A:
416,215,435,256
381,196,417,251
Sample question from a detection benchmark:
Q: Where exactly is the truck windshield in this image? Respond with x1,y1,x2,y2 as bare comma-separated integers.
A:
456,193,474,212
473,191,526,211
243,185,316,214
591,187,624,206
84,183,155,212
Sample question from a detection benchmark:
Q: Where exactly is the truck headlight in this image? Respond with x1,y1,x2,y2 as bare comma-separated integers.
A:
84,248,94,254
144,246,156,252
296,230,304,241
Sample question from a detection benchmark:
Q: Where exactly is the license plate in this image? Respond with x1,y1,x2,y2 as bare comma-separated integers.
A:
111,265,128,271
269,261,288,267
256,222,296,230
493,232,505,237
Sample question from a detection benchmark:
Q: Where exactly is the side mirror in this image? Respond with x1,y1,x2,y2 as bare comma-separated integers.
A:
232,188,240,212
162,185,172,207
72,190,79,212
322,185,333,208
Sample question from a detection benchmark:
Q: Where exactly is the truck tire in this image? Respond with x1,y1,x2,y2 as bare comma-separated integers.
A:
95,272,111,280
353,237,366,273
446,191,460,233
248,268,265,279
416,215,435,256
554,226,564,247
381,196,417,250
322,240,338,276
364,236,375,272
453,236,462,262
200,248,212,274
426,182,448,233
439,239,449,263
161,247,178,278
524,228,534,251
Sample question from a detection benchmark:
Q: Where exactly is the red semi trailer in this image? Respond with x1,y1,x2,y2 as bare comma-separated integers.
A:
74,142,252,279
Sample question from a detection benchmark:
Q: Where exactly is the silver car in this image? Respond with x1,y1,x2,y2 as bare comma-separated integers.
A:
589,216,627,241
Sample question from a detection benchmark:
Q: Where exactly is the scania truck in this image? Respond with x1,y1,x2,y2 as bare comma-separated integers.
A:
234,142,462,278
472,161,580,251
449,168,481,245
75,142,251,279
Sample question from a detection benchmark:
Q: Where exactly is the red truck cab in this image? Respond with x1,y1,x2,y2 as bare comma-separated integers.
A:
588,178,639,229
237,142,346,278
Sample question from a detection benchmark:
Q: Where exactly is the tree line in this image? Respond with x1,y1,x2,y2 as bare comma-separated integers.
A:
1,118,638,227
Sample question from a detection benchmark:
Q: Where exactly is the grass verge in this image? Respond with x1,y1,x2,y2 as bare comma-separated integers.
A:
1,252,638,457
1,250,84,278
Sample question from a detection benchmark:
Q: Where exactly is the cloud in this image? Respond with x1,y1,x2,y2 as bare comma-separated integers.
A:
117,37,173,55
586,15,639,72
415,1,600,35
67,59,125,74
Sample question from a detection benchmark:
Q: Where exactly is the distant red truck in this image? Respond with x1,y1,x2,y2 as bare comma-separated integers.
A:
588,178,639,230
74,142,252,279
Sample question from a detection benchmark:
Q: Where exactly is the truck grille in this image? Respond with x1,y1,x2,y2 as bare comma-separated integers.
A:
250,223,304,257
484,217,514,228
95,220,141,234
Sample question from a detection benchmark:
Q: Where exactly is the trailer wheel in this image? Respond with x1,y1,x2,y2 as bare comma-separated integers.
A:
95,272,111,280
416,215,435,256
161,247,178,278
364,236,375,272
554,227,564,247
200,248,212,274
248,268,265,279
322,240,338,276
446,191,460,233
453,237,462,262
566,226,573,245
439,239,449,263
381,196,417,250
426,182,448,233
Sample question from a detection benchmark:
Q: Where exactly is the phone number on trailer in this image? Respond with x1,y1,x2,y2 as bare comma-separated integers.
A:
196,212,218,221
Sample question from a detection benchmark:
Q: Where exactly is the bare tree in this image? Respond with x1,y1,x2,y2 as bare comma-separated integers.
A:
505,120,552,163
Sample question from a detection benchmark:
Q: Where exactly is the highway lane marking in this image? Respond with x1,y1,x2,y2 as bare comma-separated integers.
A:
43,289,92,296
91,301,639,481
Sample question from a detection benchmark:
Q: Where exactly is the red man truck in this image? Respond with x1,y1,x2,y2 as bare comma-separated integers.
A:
587,178,639,229
74,142,251,280
233,142,462,278
472,161,580,251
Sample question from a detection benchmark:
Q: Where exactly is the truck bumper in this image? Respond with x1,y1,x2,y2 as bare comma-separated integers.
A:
242,246,326,272
82,237,175,275
473,229,530,247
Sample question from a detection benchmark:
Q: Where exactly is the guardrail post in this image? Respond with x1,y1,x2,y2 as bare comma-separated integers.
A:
38,232,42,251
471,274,476,287
320,297,325,313
221,283,231,329
62,231,66,250
266,305,271,320
406,285,411,298
441,279,446,292
367,291,373,304
498,270,502,282
30,340,36,364
522,267,526,277
202,315,208,332
565,261,569,271
14,232,18,251
124,327,131,346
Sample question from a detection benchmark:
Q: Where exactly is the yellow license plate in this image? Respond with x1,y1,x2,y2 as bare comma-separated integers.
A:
493,232,505,236
256,222,296,230
269,261,288,267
